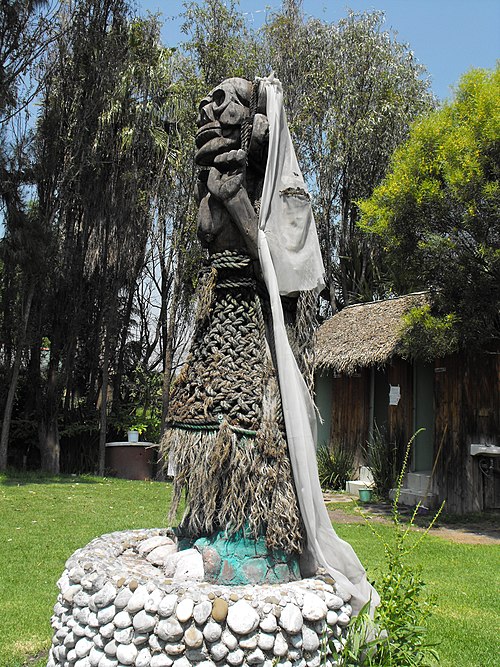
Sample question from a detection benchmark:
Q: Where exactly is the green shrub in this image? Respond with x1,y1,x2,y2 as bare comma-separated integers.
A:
362,424,397,500
317,443,354,491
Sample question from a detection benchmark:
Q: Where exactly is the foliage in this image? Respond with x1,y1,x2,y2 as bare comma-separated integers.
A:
316,442,354,491
362,424,397,500
359,66,500,354
110,365,163,442
337,433,444,666
264,4,435,310
400,305,460,361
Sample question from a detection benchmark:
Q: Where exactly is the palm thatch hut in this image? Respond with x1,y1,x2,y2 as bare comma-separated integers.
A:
315,293,500,514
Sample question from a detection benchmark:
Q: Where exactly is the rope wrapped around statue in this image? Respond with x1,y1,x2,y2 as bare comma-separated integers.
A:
160,75,379,613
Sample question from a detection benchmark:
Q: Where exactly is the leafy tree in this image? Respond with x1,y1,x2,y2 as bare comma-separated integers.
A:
264,3,435,310
359,66,500,355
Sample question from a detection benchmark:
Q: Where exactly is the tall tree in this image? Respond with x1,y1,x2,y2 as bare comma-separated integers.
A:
264,5,435,310
359,66,500,355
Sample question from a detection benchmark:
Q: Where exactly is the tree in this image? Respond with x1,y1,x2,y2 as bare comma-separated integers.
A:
264,5,435,310
359,66,500,355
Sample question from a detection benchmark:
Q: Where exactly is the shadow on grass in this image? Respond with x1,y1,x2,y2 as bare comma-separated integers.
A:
0,468,102,486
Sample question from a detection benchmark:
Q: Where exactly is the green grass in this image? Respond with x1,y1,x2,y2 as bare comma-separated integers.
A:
0,471,174,666
0,472,498,667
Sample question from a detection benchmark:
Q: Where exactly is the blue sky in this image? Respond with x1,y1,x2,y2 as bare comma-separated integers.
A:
139,0,499,101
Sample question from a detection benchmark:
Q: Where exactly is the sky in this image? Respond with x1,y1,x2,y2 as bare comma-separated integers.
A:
138,0,500,101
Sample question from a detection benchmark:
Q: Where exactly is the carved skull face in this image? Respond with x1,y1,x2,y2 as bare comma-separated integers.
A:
195,78,252,166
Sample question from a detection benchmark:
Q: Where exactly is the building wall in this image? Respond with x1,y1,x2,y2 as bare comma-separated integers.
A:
433,350,500,513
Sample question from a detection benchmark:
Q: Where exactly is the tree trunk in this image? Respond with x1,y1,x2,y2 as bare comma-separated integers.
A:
98,324,111,476
39,339,62,473
161,274,181,433
0,283,35,470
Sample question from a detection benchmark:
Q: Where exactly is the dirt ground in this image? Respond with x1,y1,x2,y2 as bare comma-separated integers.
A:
323,492,500,545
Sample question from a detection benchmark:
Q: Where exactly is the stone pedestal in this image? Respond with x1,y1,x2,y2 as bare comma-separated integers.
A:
48,529,353,667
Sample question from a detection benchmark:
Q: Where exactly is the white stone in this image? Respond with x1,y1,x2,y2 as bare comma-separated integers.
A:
88,612,99,627
93,634,104,649
302,593,327,622
97,605,116,625
302,626,319,652
289,634,302,649
239,633,258,649
74,623,86,637
64,631,76,648
288,649,300,661
185,626,204,649
93,583,117,609
114,587,133,610
138,535,175,556
259,614,277,633
157,617,184,641
173,550,204,582
176,598,195,623
98,657,117,667
147,544,179,565
89,647,103,667
75,658,91,667
193,600,212,625
58,573,70,593
134,632,149,646
226,649,244,666
336,612,350,627
247,648,265,665
158,594,178,617
326,611,338,626
203,621,222,643
145,589,164,613
341,603,352,616
227,600,260,635
104,640,117,657
151,656,172,667
221,630,238,650
306,651,321,667
336,587,351,603
75,637,93,658
127,585,149,613
149,635,162,651
114,626,134,644
133,610,157,633
114,610,132,629
136,648,152,667
99,622,115,639
210,642,229,661
325,594,343,611
257,632,275,651
85,626,97,639
173,658,191,667
165,644,186,656
279,603,303,634
116,643,138,666
273,632,288,657
197,662,216,667
76,607,90,625
67,648,77,663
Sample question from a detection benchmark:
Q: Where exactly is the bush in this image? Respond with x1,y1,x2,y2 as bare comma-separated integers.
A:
362,424,397,499
317,443,354,491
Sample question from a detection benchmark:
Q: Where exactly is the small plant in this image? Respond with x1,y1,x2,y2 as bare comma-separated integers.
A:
317,442,355,491
362,424,397,500
335,430,444,666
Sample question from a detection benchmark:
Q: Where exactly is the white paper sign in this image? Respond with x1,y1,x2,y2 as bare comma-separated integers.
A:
389,385,401,406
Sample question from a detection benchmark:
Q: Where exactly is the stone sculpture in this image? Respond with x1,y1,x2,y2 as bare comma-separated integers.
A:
161,75,377,614
161,77,310,581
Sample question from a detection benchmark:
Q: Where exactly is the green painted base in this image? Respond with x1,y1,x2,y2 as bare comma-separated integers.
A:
192,530,301,585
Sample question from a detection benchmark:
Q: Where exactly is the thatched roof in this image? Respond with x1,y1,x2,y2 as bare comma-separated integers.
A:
315,292,428,374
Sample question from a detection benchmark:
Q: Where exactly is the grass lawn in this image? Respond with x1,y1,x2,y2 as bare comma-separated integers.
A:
1,472,498,667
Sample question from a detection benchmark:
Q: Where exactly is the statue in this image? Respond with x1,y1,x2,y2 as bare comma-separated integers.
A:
161,75,378,612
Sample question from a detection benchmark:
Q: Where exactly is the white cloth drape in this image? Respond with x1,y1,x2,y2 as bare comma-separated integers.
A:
257,74,379,614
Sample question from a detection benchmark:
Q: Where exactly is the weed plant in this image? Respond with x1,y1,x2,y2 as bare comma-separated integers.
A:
317,443,355,491
335,431,444,666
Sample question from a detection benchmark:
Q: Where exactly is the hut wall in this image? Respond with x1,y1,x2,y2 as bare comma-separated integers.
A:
387,359,415,458
433,350,500,513
330,368,370,462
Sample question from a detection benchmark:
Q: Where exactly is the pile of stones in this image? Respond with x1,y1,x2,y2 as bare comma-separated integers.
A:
48,529,353,667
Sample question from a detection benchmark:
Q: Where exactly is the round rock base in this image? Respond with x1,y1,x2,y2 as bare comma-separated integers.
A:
48,529,353,667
